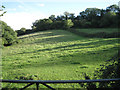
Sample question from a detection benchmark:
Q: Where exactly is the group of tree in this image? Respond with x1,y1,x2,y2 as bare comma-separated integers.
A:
16,4,119,36
32,18,74,31
31,4,119,32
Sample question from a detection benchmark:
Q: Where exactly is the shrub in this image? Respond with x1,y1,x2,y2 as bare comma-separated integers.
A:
1,20,17,46
80,51,120,88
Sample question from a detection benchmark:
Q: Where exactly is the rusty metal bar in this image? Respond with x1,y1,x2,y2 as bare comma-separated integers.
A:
1,78,120,89
36,83,39,90
1,78,120,84
21,83,34,90
41,83,55,90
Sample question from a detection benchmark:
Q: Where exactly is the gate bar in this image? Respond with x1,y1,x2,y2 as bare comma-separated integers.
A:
1,78,120,84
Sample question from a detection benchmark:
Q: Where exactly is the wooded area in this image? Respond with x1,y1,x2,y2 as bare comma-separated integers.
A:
17,4,120,35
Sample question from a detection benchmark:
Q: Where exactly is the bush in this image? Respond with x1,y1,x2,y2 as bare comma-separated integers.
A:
94,51,120,88
1,20,17,46
80,51,120,88
33,19,53,31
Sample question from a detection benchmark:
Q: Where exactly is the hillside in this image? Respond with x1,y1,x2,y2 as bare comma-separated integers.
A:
2,30,119,88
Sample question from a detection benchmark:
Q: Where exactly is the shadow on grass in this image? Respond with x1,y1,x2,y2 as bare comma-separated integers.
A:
15,38,118,55
10,46,119,70
19,31,60,40
80,66,88,68
70,29,120,38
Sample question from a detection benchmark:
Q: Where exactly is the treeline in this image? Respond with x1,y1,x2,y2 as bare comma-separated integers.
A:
33,4,119,29
16,4,120,36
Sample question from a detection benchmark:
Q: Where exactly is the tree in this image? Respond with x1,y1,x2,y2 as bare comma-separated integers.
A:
63,19,74,29
69,13,75,21
100,11,117,27
51,21,64,29
16,27,26,36
56,15,65,21
64,11,70,20
72,20,81,28
1,20,17,46
106,4,119,12
20,27,26,32
32,19,53,31
49,15,56,21
79,8,102,28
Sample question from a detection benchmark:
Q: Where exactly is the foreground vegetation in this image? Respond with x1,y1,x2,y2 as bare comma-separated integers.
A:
2,29,120,88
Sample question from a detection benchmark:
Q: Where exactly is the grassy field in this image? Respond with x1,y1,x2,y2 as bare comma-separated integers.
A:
2,29,120,88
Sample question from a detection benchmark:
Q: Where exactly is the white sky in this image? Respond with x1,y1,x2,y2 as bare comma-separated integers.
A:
1,12,48,30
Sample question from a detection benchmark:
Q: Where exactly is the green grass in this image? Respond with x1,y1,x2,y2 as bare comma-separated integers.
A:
75,28,119,34
2,29,120,88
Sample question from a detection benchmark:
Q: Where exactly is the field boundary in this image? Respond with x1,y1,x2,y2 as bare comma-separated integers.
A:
1,78,120,90
69,29,120,38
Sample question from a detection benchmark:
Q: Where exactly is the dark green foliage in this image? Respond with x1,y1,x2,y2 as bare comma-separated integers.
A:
49,15,56,21
20,27,26,32
16,74,39,80
32,19,53,31
81,51,120,88
16,27,26,36
93,51,120,88
32,19,74,31
72,20,81,28
69,13,75,21
16,29,34,36
106,4,119,12
80,73,96,89
62,19,74,29
51,21,64,29
1,20,17,46
100,12,117,28
73,4,119,29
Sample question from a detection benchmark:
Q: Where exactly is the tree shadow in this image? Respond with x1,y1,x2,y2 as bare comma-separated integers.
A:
11,45,119,70
18,31,65,40
16,38,118,55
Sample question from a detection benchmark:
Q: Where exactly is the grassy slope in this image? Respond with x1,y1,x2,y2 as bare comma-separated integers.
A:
2,30,119,88
75,28,119,34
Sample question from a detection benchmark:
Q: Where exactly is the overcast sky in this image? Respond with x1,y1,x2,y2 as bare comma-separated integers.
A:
1,0,119,30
